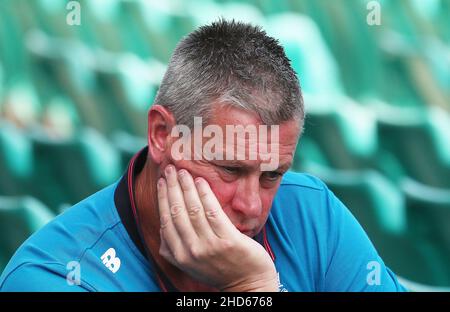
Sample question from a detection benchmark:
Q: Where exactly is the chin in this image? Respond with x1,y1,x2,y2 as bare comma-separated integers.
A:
241,230,254,237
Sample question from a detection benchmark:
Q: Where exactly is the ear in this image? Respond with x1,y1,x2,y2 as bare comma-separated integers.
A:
147,105,176,164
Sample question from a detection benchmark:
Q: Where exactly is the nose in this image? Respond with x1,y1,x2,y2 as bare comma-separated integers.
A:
230,176,262,219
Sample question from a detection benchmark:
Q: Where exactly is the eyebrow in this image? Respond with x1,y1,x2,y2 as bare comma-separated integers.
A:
213,160,292,172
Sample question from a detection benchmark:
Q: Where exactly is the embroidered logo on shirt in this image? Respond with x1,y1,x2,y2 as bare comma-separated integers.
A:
101,248,121,274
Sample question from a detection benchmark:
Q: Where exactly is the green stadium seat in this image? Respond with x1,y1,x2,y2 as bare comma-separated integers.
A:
0,61,4,99
376,105,450,188
436,0,450,42
0,119,33,196
291,136,330,173
30,0,78,38
81,0,125,52
117,0,154,58
398,276,450,292
93,56,148,136
41,95,80,139
0,195,55,272
302,95,378,170
304,163,406,236
29,126,122,212
134,0,196,61
303,163,450,286
26,30,115,134
192,1,265,28
113,131,146,172
1,80,41,128
26,30,74,106
301,0,382,99
402,177,450,266
251,0,292,15
0,0,30,81
265,13,343,96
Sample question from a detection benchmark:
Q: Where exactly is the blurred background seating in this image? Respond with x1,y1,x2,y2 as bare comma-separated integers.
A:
0,0,449,290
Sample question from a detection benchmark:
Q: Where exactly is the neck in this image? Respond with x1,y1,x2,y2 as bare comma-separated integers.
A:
134,158,218,292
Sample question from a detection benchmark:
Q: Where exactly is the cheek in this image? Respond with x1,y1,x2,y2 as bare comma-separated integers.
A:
207,180,236,208
172,161,236,207
260,192,276,216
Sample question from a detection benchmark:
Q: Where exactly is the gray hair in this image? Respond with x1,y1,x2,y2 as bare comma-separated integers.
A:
154,19,304,130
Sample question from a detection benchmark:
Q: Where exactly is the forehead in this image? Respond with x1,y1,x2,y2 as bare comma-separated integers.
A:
206,104,301,142
202,104,300,168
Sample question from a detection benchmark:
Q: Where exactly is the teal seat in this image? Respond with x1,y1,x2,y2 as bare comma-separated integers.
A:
1,79,41,128
376,105,450,188
397,276,450,292
0,1,29,81
302,95,378,170
29,126,122,212
402,177,450,267
93,62,147,136
292,136,330,173
265,13,343,96
306,0,382,99
93,54,160,136
304,163,406,237
0,195,55,273
0,119,33,196
131,0,196,62
113,131,146,172
81,0,124,52
304,163,449,286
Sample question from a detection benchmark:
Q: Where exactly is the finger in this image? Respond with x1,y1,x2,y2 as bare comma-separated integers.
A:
157,178,184,261
159,228,178,267
178,169,215,238
164,165,198,244
194,177,237,238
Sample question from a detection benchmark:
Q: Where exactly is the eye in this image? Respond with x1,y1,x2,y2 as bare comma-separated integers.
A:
221,166,241,175
261,171,283,182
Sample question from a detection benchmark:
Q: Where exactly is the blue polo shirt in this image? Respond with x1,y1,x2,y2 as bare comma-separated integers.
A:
0,147,406,291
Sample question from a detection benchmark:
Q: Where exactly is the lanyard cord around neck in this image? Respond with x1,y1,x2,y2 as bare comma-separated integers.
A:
127,153,174,292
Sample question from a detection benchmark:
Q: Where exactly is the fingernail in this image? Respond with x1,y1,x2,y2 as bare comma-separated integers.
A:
194,177,202,185
165,165,173,175
157,178,164,189
178,169,186,177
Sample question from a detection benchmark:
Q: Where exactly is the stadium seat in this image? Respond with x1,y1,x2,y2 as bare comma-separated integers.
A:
304,162,450,286
265,13,343,96
398,276,450,292
1,80,41,128
29,126,122,212
113,131,147,172
304,163,406,236
0,195,55,272
291,136,330,173
376,105,450,188
402,177,450,266
0,119,33,196
134,0,196,61
0,1,29,81
93,62,144,136
302,95,378,170
81,0,125,52
307,0,383,99
93,53,161,136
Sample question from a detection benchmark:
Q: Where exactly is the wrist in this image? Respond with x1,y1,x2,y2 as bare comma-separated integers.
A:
220,270,279,292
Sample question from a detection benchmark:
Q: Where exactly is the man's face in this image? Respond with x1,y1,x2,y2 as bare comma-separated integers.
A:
164,105,300,237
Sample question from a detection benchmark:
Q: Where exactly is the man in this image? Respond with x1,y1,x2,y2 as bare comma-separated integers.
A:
0,20,406,291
